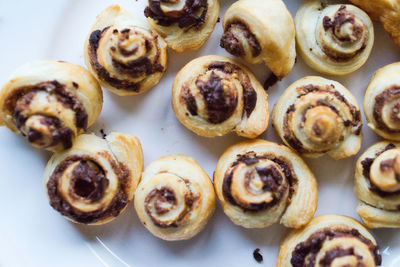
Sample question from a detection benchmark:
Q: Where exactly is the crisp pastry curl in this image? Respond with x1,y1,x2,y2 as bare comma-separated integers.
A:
172,55,269,138
144,0,219,52
350,0,400,47
364,62,400,140
276,215,382,267
272,76,362,159
214,140,317,229
134,154,215,241
0,61,102,152
355,141,400,228
84,5,167,96
295,0,374,76
44,132,143,225
220,0,295,78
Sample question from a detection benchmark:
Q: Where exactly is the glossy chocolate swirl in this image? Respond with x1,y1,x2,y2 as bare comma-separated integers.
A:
87,24,166,95
144,0,208,29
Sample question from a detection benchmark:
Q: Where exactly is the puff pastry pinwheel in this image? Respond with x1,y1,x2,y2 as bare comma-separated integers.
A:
355,141,400,228
295,0,374,76
172,55,269,138
276,215,382,267
213,140,317,229
134,154,215,241
0,61,102,152
272,76,362,159
350,0,400,47
44,132,143,225
364,62,400,140
144,0,219,52
220,0,295,79
84,5,167,96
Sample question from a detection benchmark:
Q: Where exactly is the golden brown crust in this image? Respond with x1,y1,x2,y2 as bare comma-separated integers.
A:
214,139,317,229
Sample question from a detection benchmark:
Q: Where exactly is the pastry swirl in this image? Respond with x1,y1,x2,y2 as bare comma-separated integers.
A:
85,5,167,96
0,61,102,152
220,0,295,78
172,55,269,138
276,215,382,267
364,62,400,140
44,132,143,225
355,141,400,228
214,140,317,229
144,0,219,52
295,0,374,76
134,154,215,241
272,76,362,159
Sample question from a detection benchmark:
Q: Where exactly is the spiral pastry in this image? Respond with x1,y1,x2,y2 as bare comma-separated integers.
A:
364,62,400,140
272,76,362,159
134,155,215,241
220,0,295,79
84,5,167,96
295,0,374,76
43,132,143,225
0,61,102,152
350,0,400,47
355,141,400,228
172,55,269,138
214,140,317,229
276,215,382,267
144,0,219,52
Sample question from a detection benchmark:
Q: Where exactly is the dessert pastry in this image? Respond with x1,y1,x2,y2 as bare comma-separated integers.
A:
43,132,143,225
84,5,167,96
350,0,400,47
272,76,362,159
276,215,382,267
172,55,269,138
295,0,374,76
134,154,215,241
355,141,400,228
213,139,317,229
144,0,219,52
220,0,295,79
364,62,400,140
0,61,102,152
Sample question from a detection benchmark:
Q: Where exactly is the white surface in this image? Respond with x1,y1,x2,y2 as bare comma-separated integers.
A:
0,0,399,266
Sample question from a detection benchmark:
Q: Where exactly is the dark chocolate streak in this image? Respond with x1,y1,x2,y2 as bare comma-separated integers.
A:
360,143,400,199
220,20,261,58
222,152,296,212
290,228,381,267
373,86,400,133
144,0,208,29
47,155,130,224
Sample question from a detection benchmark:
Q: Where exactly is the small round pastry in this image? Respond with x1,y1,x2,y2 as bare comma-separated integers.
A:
85,5,167,96
172,55,269,138
272,76,362,159
134,154,215,241
214,139,317,229
276,215,382,267
144,0,219,52
0,61,102,152
364,62,400,140
355,141,400,228
220,0,295,79
295,0,374,76
44,132,143,225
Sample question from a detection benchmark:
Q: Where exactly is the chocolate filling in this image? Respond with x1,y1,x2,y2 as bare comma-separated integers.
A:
220,20,261,58
144,0,208,29
373,86,400,133
264,73,279,91
290,228,381,266
47,154,130,224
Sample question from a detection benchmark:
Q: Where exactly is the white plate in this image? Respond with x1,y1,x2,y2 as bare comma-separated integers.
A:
0,0,399,266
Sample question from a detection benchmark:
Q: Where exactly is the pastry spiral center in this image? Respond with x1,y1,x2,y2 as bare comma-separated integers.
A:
370,149,400,192
318,5,368,61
